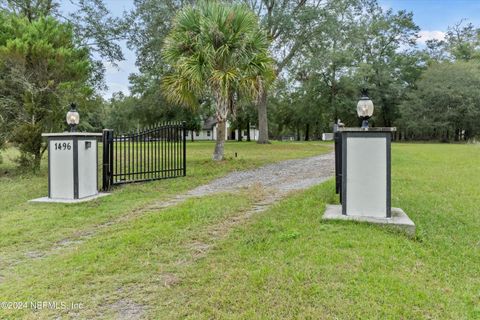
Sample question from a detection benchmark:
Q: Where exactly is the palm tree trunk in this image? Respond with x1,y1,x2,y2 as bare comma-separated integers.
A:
213,119,226,160
257,90,269,144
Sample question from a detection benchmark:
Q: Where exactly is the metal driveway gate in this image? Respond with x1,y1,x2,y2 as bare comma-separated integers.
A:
102,122,186,191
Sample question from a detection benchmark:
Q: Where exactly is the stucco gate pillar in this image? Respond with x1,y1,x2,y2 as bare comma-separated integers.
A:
30,132,109,203
323,127,415,237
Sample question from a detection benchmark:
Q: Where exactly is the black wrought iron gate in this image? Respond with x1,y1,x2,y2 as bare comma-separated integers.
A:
102,122,186,191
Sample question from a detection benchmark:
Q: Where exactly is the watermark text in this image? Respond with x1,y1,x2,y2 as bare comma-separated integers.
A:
0,301,84,310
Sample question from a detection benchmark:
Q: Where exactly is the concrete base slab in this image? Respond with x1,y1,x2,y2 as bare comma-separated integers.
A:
29,193,111,204
322,205,415,237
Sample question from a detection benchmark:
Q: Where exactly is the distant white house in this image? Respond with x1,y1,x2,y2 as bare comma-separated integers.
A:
185,117,259,141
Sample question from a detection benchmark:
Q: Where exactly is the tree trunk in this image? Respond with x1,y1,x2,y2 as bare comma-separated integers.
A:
213,119,226,161
276,123,283,140
257,90,269,144
191,130,194,142
237,124,242,142
296,127,301,141
379,93,391,127
246,119,251,142
304,123,310,141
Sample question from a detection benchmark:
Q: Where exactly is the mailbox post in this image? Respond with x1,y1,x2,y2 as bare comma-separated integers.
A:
41,132,102,201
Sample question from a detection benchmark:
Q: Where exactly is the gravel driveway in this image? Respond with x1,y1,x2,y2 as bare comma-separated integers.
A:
188,151,335,197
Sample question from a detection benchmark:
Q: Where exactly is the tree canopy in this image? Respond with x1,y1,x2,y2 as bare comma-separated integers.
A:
0,0,127,169
400,61,480,141
115,1,480,143
0,13,93,168
2,0,480,170
161,0,275,160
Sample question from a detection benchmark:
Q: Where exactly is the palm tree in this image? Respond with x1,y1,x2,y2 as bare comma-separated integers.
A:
161,0,275,160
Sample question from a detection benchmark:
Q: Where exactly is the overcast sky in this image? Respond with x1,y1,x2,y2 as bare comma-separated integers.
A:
66,0,480,99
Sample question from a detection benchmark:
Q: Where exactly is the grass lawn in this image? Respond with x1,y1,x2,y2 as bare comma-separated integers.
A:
0,140,330,318
0,140,330,264
1,142,479,319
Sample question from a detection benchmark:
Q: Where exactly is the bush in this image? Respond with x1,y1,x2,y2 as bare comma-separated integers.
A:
10,123,44,171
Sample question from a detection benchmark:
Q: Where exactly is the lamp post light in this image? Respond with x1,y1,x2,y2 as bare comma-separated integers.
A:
66,103,80,132
356,90,374,129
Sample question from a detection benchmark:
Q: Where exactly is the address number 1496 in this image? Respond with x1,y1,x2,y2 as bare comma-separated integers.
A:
54,142,72,151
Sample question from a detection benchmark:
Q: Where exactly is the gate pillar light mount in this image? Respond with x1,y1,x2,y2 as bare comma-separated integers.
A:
357,89,374,129
66,103,80,132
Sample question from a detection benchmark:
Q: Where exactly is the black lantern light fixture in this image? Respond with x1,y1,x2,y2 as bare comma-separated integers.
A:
357,89,374,129
66,103,80,132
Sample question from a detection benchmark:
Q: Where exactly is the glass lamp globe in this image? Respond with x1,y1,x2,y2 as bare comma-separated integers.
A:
66,103,80,132
356,95,374,119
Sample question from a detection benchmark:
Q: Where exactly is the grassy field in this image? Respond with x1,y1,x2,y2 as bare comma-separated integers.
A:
1,142,479,319
0,140,330,318
153,144,480,319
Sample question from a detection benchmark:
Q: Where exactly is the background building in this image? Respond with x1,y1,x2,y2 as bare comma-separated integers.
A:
186,117,259,141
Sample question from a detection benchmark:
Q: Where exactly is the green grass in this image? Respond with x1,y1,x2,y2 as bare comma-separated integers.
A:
0,192,258,319
148,143,479,319
0,140,330,318
1,143,479,319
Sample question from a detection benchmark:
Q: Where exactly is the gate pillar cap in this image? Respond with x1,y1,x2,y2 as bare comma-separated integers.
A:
337,127,396,132
42,132,103,137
